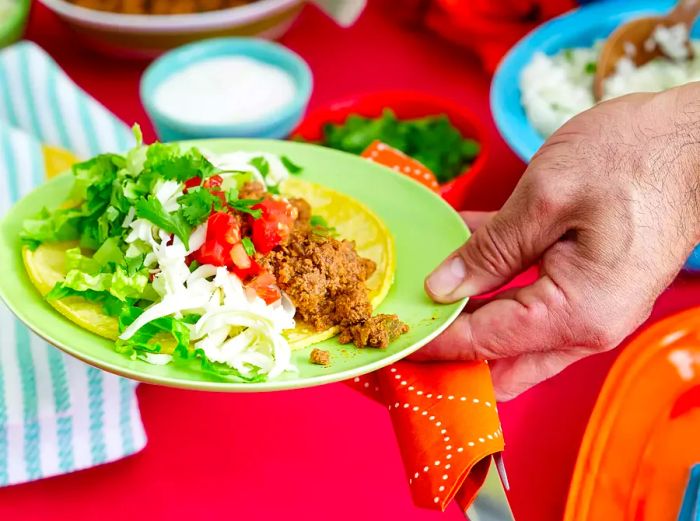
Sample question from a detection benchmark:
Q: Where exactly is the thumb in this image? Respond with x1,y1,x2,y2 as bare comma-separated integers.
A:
425,200,563,303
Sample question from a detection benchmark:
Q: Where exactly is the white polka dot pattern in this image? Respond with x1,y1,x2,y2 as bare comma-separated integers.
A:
346,361,504,511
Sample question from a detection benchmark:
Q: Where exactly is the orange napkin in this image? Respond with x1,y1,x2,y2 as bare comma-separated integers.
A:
348,142,504,513
361,140,441,192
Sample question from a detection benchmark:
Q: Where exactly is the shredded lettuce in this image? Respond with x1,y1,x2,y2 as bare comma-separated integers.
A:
61,266,149,302
22,130,305,381
46,285,127,317
116,306,266,381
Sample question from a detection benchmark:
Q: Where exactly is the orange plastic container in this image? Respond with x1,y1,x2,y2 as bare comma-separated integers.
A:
564,307,700,521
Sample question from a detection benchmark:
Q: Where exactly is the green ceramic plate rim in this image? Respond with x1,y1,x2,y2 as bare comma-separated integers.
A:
0,0,31,46
0,139,469,392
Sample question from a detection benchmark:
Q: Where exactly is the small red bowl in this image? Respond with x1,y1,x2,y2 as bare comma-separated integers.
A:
291,90,490,209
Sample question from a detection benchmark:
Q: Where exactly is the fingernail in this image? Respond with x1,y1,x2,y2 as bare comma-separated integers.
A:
426,256,466,298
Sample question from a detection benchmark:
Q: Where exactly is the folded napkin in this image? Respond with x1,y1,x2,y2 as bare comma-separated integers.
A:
0,41,144,487
351,142,504,512
348,362,503,511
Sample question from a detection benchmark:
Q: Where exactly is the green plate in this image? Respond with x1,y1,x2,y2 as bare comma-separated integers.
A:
0,0,31,48
0,139,469,391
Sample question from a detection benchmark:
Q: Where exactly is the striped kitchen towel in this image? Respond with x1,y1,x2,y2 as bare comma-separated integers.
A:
0,41,146,487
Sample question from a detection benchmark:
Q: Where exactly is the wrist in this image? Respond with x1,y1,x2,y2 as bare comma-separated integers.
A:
651,85,700,243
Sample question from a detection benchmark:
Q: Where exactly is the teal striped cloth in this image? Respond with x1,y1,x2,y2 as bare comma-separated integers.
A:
0,42,146,486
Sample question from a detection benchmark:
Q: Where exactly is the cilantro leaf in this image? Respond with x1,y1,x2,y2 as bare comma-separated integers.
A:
310,215,329,228
229,198,262,219
322,109,481,183
310,214,338,238
226,187,239,203
135,196,192,248
177,188,222,226
143,144,217,183
249,156,270,177
241,237,256,256
281,156,302,174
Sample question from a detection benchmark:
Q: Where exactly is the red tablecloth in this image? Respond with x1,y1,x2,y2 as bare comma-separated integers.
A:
3,2,700,520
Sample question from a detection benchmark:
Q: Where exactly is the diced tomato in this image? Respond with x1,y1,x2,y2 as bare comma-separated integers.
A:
248,271,281,304
192,241,230,267
231,258,262,282
184,176,202,192
250,199,295,254
207,211,240,244
230,242,251,269
203,175,223,189
185,175,222,194
211,190,228,208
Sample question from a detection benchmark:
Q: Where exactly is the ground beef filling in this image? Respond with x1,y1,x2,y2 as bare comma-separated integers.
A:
260,194,408,348
338,314,409,348
261,229,375,331
309,348,331,366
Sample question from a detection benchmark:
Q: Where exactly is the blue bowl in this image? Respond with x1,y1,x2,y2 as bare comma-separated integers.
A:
491,0,700,272
140,37,313,142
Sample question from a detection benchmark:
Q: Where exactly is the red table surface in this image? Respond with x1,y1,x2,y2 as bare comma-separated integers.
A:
3,2,700,520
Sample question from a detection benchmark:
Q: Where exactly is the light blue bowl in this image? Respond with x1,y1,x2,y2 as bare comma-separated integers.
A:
140,37,313,142
491,0,700,272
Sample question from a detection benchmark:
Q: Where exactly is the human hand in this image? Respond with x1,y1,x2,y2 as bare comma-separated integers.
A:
417,86,700,401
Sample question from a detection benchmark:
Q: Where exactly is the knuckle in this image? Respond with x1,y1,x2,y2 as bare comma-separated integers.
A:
570,299,631,353
584,321,623,352
464,223,518,278
527,172,569,218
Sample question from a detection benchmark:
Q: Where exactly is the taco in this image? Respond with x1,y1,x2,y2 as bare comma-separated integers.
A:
20,131,407,381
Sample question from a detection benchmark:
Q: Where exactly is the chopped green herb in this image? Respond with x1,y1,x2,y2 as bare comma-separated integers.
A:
310,215,329,228
228,198,263,219
241,237,256,256
249,156,270,177
177,187,222,226
322,109,480,183
143,144,217,183
281,156,303,174
310,214,337,237
226,187,239,203
135,196,192,248
585,62,597,74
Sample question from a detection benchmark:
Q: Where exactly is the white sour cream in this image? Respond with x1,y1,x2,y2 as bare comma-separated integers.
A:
153,56,297,127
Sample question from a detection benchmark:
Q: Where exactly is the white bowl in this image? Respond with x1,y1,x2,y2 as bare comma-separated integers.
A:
39,0,305,59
